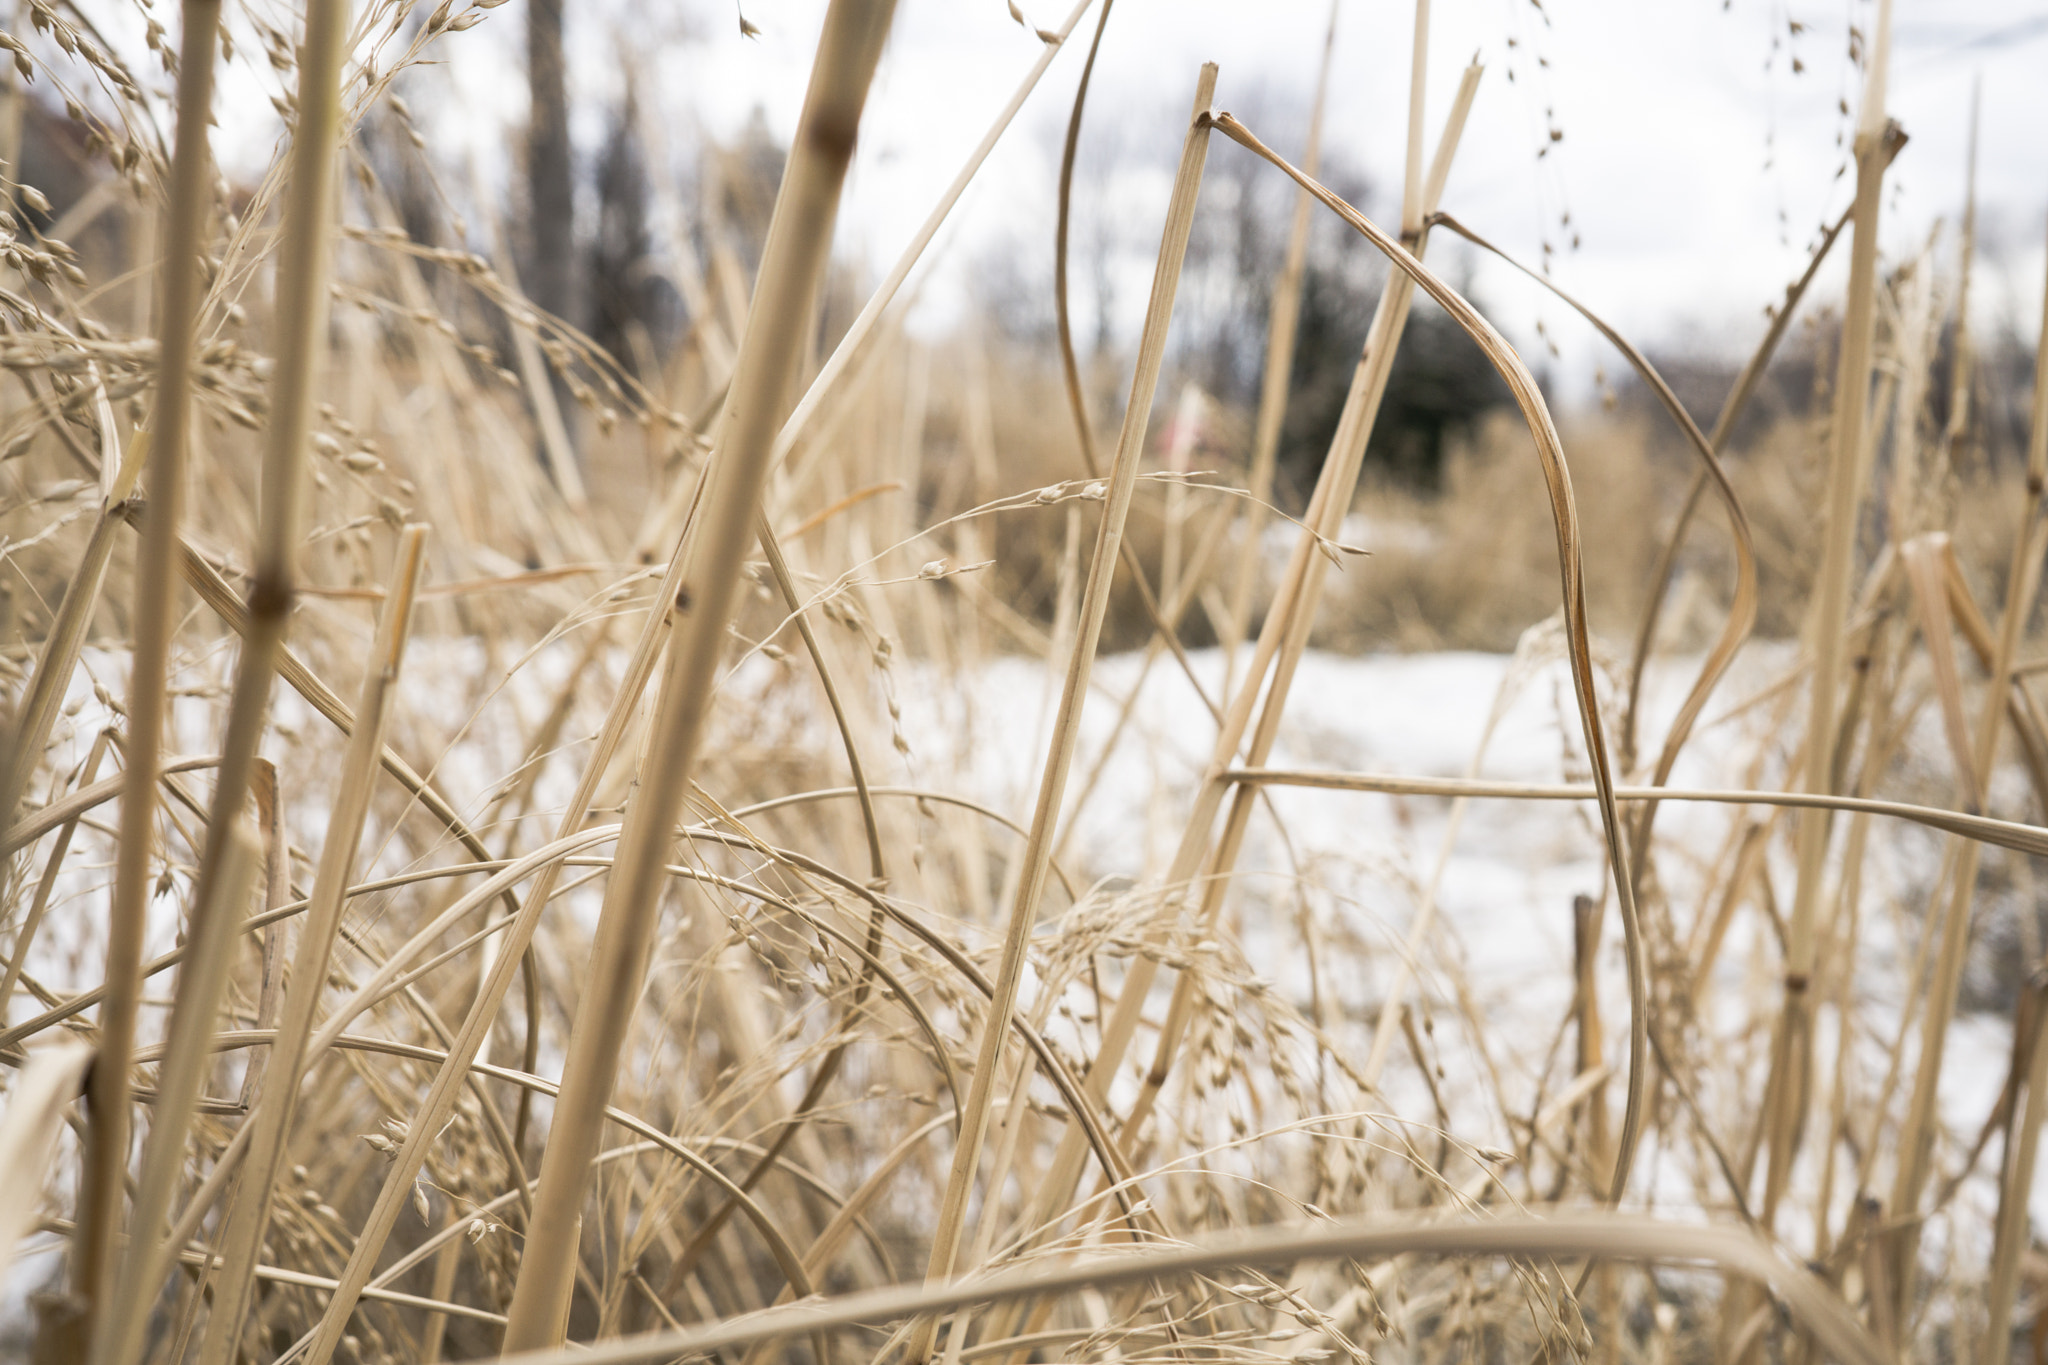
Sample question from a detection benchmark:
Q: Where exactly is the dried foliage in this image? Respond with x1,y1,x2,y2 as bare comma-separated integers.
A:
0,2,2044,1365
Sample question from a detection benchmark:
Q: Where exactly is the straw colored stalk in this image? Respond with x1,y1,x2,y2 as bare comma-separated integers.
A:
196,527,430,1365
1207,108,1647,1195
1220,768,2048,861
495,2,898,1350
100,519,421,1365
0,433,142,835
290,446,708,1365
769,0,1093,478
485,1213,1883,1365
1423,211,1758,882
1620,194,1864,770
909,64,1218,1360
1974,213,2048,1365
1114,54,1486,1162
1219,0,1338,675
644,510,890,1292
1008,62,1483,1270
66,0,222,1342
91,821,260,1365
1762,0,1893,1230
92,2,355,1348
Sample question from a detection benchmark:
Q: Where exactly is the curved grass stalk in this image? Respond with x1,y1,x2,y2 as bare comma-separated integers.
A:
1010,60,1485,1274
485,1211,1883,1365
1616,185,1877,771
1425,211,1758,867
1124,55,1479,1145
1222,768,2048,861
1209,109,1644,1203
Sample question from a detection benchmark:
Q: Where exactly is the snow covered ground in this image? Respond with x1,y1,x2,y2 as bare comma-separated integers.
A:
8,623,2034,1293
897,630,2029,1250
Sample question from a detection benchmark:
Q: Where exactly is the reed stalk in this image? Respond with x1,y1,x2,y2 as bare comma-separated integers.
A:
64,2,222,1347
493,3,898,1349
1760,0,1893,1232
1111,46,1487,1166
85,1,354,1347
91,813,261,1365
1973,213,2048,1365
486,1212,1885,1365
291,447,709,1365
1219,0,1338,684
909,65,1218,1364
195,526,429,1365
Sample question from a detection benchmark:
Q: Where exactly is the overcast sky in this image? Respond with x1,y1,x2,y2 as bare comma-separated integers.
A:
424,0,2048,399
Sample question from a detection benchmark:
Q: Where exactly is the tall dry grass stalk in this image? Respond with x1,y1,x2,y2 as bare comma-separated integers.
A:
1979,214,2048,1365
93,2,360,1357
1219,0,1338,680
66,2,223,1352
1762,0,1895,1237
199,527,431,1365
913,66,1219,1361
1,1,2041,1361
494,1,900,1349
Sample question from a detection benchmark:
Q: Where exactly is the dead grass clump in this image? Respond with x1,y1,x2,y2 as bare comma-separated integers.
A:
3,0,2047,1362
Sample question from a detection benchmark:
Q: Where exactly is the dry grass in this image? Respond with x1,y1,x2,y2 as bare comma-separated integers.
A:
0,3,2045,1365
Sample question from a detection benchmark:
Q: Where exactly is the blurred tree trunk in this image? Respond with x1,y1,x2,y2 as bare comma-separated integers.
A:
527,0,574,324
526,0,578,478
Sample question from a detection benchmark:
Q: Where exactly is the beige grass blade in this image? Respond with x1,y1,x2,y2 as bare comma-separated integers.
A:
1065,53,1483,1209
197,525,429,1365
1424,210,1761,916
1223,768,2048,860
72,0,225,1338
0,1040,92,1276
914,67,1218,1351
486,1212,1884,1365
1764,0,1895,1231
92,820,262,1365
491,2,899,1351
1208,110,1651,1202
